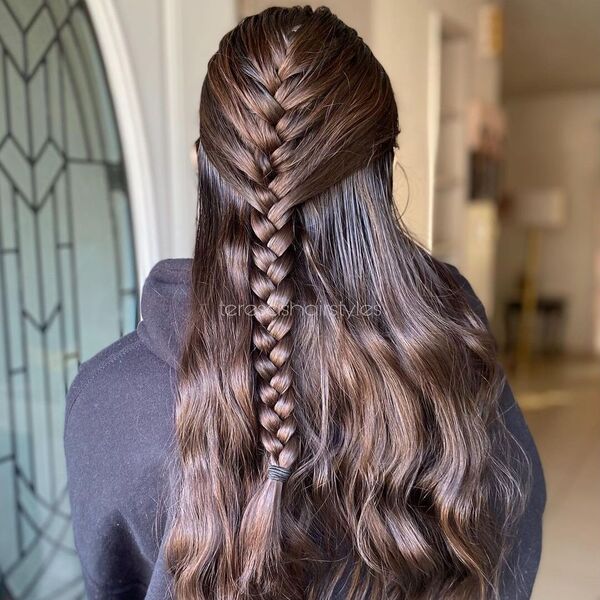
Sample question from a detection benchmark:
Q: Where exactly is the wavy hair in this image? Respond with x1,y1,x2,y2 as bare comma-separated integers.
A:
166,6,527,599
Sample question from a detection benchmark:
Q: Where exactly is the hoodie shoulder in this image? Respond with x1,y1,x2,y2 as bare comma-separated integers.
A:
65,331,142,427
64,326,175,473
64,326,175,597
63,259,192,596
442,262,488,323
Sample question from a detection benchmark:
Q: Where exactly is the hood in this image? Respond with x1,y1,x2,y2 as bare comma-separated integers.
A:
137,258,192,368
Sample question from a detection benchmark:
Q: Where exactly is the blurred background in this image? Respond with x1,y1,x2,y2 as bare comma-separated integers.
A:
0,0,598,598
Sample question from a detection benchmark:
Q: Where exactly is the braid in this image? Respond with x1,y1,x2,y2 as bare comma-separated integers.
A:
249,196,298,479
233,25,304,480
198,12,312,588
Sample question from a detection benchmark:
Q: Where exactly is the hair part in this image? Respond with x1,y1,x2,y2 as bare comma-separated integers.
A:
166,6,527,599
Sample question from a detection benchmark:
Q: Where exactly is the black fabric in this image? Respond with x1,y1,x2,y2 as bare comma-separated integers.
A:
64,258,545,599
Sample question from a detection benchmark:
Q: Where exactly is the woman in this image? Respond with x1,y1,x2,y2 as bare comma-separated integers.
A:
65,7,545,600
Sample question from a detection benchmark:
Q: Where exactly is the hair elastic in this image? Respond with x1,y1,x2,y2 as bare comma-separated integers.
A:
267,464,292,483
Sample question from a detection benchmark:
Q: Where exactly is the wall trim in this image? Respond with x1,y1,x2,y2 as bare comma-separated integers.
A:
162,0,187,258
86,0,160,289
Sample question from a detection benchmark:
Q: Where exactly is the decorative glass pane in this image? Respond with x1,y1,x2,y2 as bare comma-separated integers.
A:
0,1,138,598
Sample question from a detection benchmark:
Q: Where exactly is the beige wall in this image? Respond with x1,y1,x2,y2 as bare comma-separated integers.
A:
241,0,498,251
496,90,600,354
370,0,486,246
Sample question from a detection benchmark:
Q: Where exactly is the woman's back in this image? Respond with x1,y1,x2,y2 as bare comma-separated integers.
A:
65,259,545,599
65,7,545,599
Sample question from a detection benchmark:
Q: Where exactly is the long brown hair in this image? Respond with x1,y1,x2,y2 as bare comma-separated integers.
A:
166,6,527,599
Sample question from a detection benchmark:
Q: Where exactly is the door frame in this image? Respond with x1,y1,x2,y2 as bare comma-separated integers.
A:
86,0,160,290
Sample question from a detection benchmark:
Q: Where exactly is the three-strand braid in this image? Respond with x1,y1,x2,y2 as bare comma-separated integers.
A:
242,39,309,483
201,10,316,484
247,121,299,482
199,7,391,488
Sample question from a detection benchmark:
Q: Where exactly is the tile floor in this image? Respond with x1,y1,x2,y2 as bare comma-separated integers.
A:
508,357,600,600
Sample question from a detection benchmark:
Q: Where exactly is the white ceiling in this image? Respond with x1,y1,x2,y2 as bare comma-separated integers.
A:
503,0,600,96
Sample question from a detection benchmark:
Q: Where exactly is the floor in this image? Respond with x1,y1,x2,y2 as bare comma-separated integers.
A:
508,357,600,600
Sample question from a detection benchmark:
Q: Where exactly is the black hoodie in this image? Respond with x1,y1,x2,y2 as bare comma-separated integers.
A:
64,258,546,599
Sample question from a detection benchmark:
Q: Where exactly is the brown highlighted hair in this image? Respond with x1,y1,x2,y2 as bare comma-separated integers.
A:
166,6,526,599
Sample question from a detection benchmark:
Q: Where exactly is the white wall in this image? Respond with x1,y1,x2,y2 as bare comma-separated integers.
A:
99,0,499,280
102,0,236,271
496,90,600,354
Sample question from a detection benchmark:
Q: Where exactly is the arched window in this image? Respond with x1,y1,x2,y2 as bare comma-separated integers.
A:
0,0,138,596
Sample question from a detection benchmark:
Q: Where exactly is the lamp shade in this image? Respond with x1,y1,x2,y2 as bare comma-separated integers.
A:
514,188,566,229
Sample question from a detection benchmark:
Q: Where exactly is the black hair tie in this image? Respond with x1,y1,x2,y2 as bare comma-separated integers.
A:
268,464,291,483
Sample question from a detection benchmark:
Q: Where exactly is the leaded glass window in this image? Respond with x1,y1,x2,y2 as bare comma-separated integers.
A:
0,0,138,597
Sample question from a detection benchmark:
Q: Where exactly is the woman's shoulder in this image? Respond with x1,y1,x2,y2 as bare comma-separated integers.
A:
63,257,191,595
65,329,175,423
66,332,141,425
64,327,175,487
439,261,488,322
64,328,172,594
